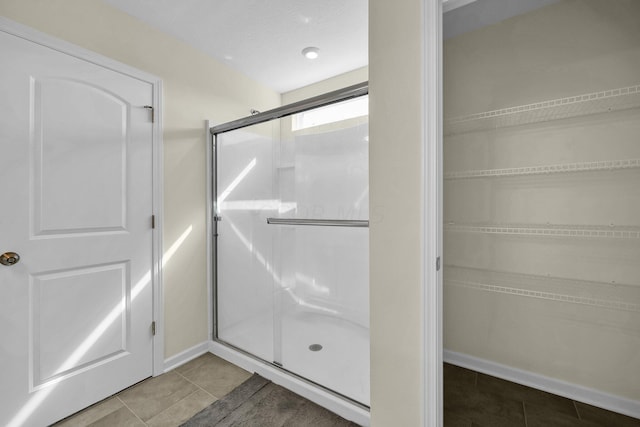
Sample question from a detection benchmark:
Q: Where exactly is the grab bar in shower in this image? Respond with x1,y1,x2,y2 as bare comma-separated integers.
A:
266,218,369,228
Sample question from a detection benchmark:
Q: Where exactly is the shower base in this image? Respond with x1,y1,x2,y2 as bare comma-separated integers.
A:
281,311,370,406
212,310,370,426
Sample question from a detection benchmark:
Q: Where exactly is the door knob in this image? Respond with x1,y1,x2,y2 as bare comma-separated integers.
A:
0,252,20,266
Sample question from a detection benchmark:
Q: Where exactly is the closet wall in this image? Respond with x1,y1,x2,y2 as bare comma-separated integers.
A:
443,0,640,401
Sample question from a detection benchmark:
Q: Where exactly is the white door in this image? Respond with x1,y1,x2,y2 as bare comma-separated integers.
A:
0,29,155,427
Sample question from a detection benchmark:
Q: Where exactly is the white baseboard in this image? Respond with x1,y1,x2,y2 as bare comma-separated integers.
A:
209,341,370,426
163,341,210,373
444,349,640,420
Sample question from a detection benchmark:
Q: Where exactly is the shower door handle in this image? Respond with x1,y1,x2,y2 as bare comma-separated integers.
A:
266,218,369,227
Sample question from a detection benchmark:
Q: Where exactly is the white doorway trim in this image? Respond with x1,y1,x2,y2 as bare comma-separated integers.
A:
205,120,215,342
423,1,443,426
0,17,165,377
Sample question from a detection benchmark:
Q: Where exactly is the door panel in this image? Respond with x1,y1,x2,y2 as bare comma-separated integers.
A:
33,78,128,234
0,29,154,427
32,262,129,385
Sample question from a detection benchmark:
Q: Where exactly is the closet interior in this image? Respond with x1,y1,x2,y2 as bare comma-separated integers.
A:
443,0,640,405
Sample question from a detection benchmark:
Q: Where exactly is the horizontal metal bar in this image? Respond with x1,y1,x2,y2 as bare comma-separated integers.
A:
266,218,369,228
210,81,368,135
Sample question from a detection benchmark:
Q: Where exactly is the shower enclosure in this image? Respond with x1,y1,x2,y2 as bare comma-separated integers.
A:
209,83,370,409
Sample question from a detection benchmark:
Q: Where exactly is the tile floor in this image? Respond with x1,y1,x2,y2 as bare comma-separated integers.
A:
54,353,252,427
55,357,640,427
182,373,359,426
444,363,640,427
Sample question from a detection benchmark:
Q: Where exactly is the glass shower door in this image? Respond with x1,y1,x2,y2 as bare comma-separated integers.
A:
214,93,370,406
215,121,278,363
273,102,370,405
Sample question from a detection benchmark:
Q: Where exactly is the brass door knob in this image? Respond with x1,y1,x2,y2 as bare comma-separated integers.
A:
0,252,20,266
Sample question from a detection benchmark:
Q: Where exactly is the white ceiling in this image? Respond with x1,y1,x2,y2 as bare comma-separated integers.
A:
102,0,559,94
103,0,368,93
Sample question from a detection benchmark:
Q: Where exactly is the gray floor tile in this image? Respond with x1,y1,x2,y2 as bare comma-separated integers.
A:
444,363,477,388
445,384,526,427
118,371,198,421
146,389,217,427
174,353,219,376
87,406,145,427
182,374,360,427
444,409,473,427
525,402,602,427
477,373,578,417
182,373,270,426
213,383,307,427
178,354,252,399
575,402,640,427
53,397,124,427
282,399,360,426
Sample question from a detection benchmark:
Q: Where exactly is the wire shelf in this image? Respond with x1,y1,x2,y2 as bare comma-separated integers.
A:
444,223,640,239
444,84,640,135
444,265,640,313
444,158,640,180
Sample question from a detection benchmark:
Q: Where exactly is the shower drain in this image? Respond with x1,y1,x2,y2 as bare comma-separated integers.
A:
308,344,323,352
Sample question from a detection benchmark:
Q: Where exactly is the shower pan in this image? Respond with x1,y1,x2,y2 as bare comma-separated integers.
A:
208,83,370,420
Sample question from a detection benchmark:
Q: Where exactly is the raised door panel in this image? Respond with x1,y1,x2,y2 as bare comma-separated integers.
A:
32,78,128,235
31,262,130,388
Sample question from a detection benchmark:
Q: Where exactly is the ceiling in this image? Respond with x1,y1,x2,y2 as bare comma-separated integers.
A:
103,0,368,94
102,0,559,94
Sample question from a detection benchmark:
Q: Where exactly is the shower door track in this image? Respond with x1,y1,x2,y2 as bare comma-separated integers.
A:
208,82,370,417
210,81,368,135
213,337,371,411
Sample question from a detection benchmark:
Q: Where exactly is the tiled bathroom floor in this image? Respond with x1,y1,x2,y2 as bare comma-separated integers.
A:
444,363,640,427
54,353,252,427
55,357,640,427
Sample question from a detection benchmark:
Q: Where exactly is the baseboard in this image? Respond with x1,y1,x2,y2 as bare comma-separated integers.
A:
163,341,210,373
444,349,640,420
209,340,371,426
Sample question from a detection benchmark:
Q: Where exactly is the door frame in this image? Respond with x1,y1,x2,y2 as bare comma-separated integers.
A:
205,120,215,342
423,0,443,425
0,17,165,376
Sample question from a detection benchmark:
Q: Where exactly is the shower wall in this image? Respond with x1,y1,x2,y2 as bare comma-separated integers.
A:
443,0,640,401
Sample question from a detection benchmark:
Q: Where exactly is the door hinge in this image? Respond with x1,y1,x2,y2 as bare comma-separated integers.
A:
151,321,156,336
436,256,441,271
152,215,155,229
144,105,155,123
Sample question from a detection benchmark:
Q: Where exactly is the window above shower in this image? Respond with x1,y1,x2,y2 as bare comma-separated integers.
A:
292,95,369,131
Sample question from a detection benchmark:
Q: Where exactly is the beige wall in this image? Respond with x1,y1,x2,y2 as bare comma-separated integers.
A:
370,0,426,425
444,0,640,400
0,0,281,359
